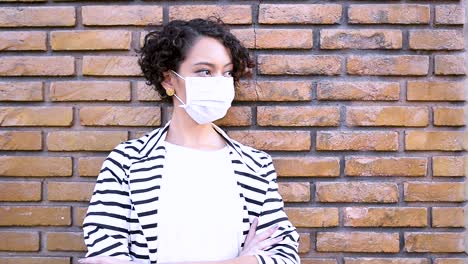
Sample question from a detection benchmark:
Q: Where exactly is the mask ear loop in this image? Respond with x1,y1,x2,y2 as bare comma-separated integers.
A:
170,70,188,108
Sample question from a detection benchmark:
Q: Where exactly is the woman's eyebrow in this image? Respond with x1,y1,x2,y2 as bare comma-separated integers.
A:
193,62,233,67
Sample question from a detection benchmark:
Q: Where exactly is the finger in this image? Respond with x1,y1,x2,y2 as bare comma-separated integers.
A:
252,224,279,243
257,236,283,250
244,217,258,245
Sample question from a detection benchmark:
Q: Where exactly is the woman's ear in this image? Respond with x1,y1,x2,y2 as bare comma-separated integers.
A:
161,71,174,92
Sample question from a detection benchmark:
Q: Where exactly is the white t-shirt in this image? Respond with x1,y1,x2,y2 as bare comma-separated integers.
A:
156,141,244,262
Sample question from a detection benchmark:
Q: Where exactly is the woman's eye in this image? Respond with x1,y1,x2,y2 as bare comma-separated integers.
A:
225,71,233,77
196,70,211,76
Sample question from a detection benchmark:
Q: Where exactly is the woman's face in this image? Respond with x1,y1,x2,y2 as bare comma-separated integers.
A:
164,36,234,104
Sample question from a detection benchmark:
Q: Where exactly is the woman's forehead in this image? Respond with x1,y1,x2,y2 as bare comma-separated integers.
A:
184,37,232,66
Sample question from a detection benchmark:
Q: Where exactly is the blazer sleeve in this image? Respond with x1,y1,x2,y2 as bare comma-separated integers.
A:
254,154,301,264
82,143,133,260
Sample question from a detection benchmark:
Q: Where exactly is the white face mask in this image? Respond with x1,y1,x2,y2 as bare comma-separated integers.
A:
170,70,235,125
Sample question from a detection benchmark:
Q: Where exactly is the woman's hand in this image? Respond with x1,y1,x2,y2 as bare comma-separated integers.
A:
239,217,283,257
78,256,133,264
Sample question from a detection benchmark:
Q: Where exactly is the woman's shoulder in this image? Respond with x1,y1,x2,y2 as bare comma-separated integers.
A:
227,136,273,168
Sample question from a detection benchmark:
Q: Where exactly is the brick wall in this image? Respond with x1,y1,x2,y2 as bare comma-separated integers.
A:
0,1,466,264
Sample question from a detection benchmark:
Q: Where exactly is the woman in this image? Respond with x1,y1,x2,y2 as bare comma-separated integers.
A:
79,18,300,264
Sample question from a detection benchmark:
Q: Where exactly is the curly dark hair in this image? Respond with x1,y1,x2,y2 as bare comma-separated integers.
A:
136,18,254,102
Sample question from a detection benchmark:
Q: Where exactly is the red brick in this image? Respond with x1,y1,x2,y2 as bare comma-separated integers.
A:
302,259,337,264
0,257,70,264
0,107,72,126
227,130,311,151
404,182,465,202
345,258,429,264
347,55,429,76
47,232,86,251
409,30,464,50
316,131,398,151
82,56,141,76
0,181,41,201
214,106,252,127
51,30,131,50
434,55,466,75
434,259,465,264
256,29,313,49
405,131,464,151
433,156,466,177
257,106,339,127
0,82,43,101
0,56,74,76
435,5,465,25
136,81,162,101
285,208,339,227
78,157,106,177
258,55,342,75
321,29,402,49
48,182,94,202
230,29,254,49
50,81,130,101
345,157,427,177
279,182,310,202
344,207,427,227
298,233,311,254
0,231,39,251
259,4,342,24
0,156,72,177
0,206,70,226
236,81,312,102
317,232,399,252
0,7,75,27
317,81,400,101
432,207,464,227
404,232,465,252
273,157,340,177
0,131,42,150
82,6,162,26
169,5,252,25
433,107,465,126
47,131,127,151
346,106,428,127
407,81,464,101
348,4,430,24
74,207,88,227
316,182,398,203
80,106,161,126
0,31,46,50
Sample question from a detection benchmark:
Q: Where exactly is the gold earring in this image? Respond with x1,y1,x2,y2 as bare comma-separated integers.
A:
166,88,175,96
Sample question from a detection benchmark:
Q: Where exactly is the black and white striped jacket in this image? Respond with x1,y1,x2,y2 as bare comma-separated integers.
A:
83,121,300,264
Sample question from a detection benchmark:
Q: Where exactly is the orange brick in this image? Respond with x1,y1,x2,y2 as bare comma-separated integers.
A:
435,5,465,25
258,55,341,75
435,55,466,75
236,81,312,102
227,130,311,151
432,207,464,227
214,106,252,127
404,232,465,252
346,106,428,127
434,259,465,264
405,131,464,151
317,232,399,252
0,156,72,177
48,182,94,202
316,182,398,203
345,157,427,177
169,5,252,24
0,107,72,126
47,131,127,151
273,157,340,177
407,81,464,101
82,6,162,26
0,31,46,50
317,81,400,101
255,29,313,49
51,30,131,50
0,131,42,150
286,208,339,227
433,156,465,177
0,206,70,226
302,259,337,264
348,4,430,24
78,157,106,177
230,29,254,49
0,7,75,27
316,131,398,151
0,56,74,76
278,182,310,202
409,30,464,50
298,233,311,254
47,232,86,251
0,82,43,101
344,207,427,227
404,182,465,202
345,258,429,264
73,207,88,227
347,55,429,76
0,231,39,251
257,106,340,127
0,181,41,201
259,4,342,24
433,107,465,126
82,56,141,76
136,81,162,101
321,29,402,49
0,257,70,264
80,106,161,127
50,81,130,101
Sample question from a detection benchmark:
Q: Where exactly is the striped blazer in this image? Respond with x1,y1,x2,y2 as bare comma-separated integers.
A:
83,120,300,264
